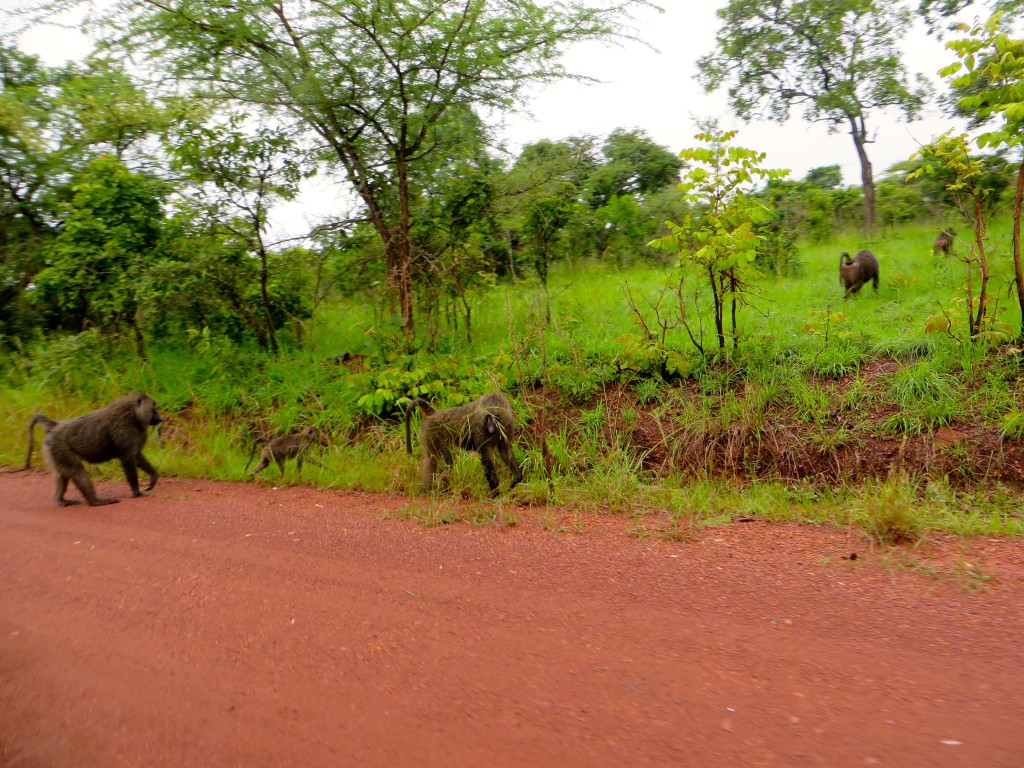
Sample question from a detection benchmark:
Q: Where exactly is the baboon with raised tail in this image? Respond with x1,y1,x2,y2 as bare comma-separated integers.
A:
405,392,523,495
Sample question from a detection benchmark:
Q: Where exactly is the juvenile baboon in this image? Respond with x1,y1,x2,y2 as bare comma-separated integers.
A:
246,426,321,477
19,413,59,470
839,250,880,298
41,393,164,507
405,392,523,495
934,227,957,256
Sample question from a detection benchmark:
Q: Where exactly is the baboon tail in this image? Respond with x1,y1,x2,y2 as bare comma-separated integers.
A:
21,414,58,470
243,442,260,472
405,398,434,454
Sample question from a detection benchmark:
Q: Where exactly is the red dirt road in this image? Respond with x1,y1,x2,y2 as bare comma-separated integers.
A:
1,472,1023,768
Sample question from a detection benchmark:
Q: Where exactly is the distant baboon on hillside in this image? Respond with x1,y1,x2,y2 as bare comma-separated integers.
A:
934,227,957,256
839,250,880,298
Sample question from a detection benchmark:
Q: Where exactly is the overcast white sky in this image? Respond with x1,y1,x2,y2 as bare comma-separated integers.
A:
7,1,980,236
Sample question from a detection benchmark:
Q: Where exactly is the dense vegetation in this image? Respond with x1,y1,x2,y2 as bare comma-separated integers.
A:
3,1,1024,542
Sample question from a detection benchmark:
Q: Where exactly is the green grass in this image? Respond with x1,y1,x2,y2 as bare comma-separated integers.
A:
4,218,1024,540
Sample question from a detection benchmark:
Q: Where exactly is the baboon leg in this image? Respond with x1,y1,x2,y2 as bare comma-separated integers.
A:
137,452,159,491
71,464,117,506
479,445,501,495
249,454,270,477
296,455,304,473
421,438,453,492
497,441,523,489
274,456,286,473
53,472,79,507
120,457,143,497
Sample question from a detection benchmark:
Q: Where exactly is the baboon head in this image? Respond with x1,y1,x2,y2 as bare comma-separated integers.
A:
134,394,164,427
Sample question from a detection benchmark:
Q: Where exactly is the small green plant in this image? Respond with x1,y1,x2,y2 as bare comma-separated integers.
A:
852,475,926,546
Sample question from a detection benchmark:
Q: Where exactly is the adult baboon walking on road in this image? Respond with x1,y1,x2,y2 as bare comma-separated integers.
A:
839,250,880,298
40,393,164,506
246,426,321,477
405,392,523,495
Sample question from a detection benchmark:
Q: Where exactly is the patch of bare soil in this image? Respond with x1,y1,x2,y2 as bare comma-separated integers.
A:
517,381,1024,486
2,472,1023,767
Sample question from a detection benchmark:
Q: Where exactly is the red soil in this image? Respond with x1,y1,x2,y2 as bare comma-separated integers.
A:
1,471,1022,767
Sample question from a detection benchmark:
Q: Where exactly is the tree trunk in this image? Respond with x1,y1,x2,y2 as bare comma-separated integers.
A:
258,245,279,354
849,115,875,231
1013,159,1024,341
396,153,415,350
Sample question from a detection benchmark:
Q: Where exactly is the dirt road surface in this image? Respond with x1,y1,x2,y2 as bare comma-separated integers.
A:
2,472,1022,767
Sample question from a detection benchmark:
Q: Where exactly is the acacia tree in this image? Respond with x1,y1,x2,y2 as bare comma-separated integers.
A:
49,0,651,348
697,0,929,230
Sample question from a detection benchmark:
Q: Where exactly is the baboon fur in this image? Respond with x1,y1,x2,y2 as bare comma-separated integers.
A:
839,250,880,298
41,393,164,507
405,392,523,495
934,227,957,256
19,413,59,470
247,426,320,477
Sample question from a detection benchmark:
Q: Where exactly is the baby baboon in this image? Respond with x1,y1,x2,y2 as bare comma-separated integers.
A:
246,426,320,477
20,413,59,470
839,250,880,298
41,393,164,507
405,392,523,495
934,227,957,256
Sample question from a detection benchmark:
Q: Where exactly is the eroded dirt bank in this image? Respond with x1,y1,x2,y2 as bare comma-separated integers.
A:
1,472,1022,767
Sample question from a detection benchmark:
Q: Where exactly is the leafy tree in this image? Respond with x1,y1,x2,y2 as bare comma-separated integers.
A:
167,115,311,353
586,128,683,208
697,0,929,230
805,165,843,190
522,189,576,323
0,45,179,341
59,0,653,348
31,155,166,355
943,14,1024,338
919,0,1024,32
911,133,1001,340
649,129,789,353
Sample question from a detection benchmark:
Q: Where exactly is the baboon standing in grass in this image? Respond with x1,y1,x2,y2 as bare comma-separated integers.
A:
839,250,880,298
246,426,321,477
934,227,957,256
39,393,164,506
405,392,523,495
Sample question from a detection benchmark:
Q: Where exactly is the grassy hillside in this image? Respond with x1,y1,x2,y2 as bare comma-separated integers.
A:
3,219,1024,541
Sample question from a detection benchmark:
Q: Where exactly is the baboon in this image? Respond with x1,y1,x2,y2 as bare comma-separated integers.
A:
934,227,957,256
246,426,321,477
405,392,523,495
41,393,164,507
839,250,880,298
19,413,59,470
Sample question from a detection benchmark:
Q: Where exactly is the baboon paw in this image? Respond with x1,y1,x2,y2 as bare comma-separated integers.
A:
57,499,81,507
88,498,119,506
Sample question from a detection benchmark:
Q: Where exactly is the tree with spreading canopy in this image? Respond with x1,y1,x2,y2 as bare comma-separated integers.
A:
30,0,655,348
696,0,929,230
